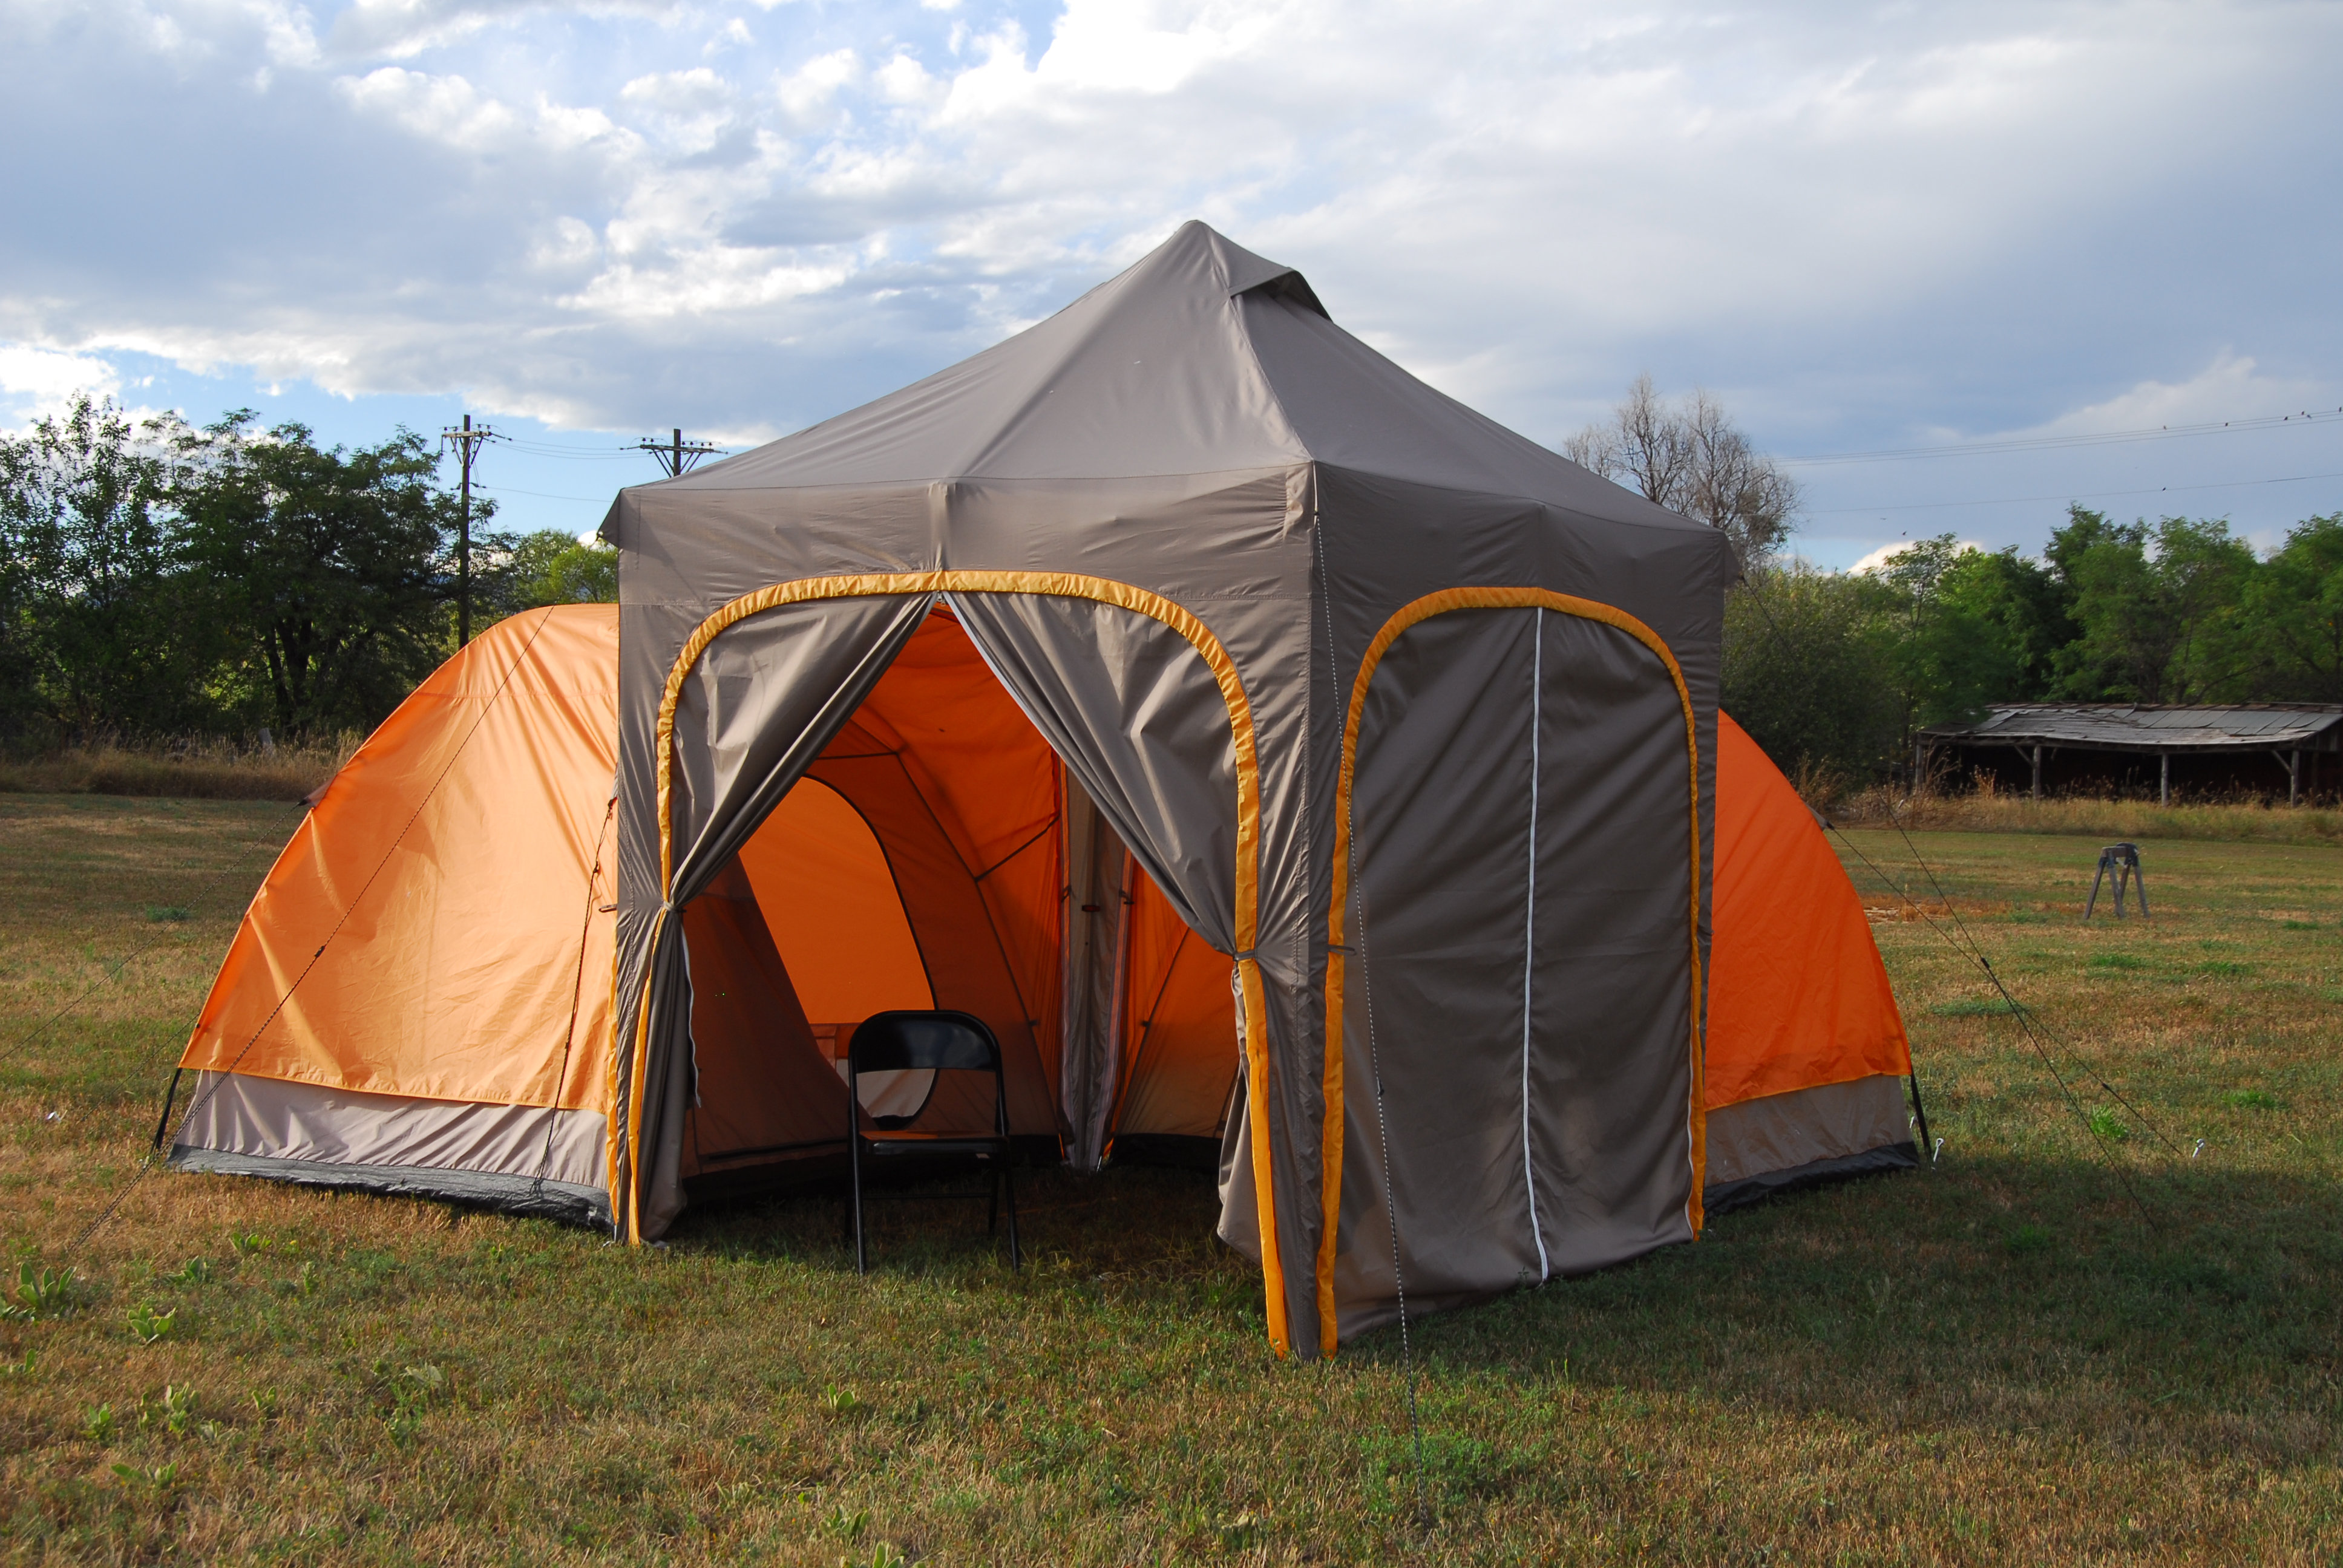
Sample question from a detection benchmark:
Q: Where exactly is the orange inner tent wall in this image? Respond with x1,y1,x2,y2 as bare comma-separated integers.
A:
739,777,935,1052
1107,877,1242,1145
1706,711,1910,1109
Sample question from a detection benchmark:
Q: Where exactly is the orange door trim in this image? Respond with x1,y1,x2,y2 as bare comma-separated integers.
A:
1318,587,1707,1357
624,570,1291,1356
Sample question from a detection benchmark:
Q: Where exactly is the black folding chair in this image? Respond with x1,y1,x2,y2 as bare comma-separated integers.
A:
845,1010,1021,1273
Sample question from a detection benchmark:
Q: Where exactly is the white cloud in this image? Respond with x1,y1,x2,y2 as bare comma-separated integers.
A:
874,51,941,106
2025,353,2332,437
0,344,123,421
776,46,857,120
2,0,2338,555
621,66,732,114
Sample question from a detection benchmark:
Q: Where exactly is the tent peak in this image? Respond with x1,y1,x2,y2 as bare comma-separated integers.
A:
1164,218,1331,321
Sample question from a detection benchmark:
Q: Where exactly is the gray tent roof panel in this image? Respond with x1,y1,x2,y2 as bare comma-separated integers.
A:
623,220,1709,544
1922,704,2343,753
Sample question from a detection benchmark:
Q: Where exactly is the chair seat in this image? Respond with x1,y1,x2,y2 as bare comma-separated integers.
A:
859,1133,1009,1157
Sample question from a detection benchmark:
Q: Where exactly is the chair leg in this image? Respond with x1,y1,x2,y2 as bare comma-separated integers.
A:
850,1135,867,1276
1002,1157,1020,1270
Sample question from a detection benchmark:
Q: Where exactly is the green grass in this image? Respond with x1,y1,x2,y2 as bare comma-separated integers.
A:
1,800,2340,1561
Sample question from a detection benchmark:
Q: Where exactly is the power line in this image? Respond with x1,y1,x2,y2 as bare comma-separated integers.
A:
1783,407,2343,467
475,482,618,505
496,439,643,460
1807,468,2343,517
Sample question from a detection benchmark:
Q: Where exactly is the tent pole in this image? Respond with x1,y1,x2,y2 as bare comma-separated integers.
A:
1908,1070,1934,1163
149,1067,184,1151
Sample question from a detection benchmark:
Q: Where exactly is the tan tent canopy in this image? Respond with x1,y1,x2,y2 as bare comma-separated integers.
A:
175,222,1918,1361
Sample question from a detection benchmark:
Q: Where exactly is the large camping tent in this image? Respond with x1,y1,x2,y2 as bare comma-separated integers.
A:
171,222,1916,1359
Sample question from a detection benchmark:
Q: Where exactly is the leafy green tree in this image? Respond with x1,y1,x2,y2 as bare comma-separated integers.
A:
2236,514,2343,701
1935,546,2072,699
177,416,464,736
1723,565,1900,788
0,395,220,737
2053,509,2256,701
480,529,618,617
1872,535,2034,751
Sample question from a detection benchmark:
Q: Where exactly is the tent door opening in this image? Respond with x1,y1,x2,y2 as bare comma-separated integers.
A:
666,603,1241,1204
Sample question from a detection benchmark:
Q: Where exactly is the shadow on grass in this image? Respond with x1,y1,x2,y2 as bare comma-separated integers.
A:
672,1150,2342,1462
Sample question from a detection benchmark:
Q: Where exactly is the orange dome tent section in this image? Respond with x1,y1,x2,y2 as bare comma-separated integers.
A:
1703,711,1918,1212
169,606,624,1223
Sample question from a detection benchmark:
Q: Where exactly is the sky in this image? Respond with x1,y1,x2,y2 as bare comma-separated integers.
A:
3,0,2339,568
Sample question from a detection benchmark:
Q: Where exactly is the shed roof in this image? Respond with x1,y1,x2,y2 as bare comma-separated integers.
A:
1921,704,2343,753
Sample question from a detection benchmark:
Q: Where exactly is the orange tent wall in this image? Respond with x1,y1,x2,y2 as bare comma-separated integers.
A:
1105,873,1241,1147
180,606,619,1116
1706,711,1910,1110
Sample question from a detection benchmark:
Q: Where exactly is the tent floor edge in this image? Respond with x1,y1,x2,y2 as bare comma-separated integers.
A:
168,1147,614,1229
1701,1141,1920,1218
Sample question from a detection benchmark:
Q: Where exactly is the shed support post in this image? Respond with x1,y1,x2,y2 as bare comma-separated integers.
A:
2160,751,2169,806
2290,750,2301,808
2030,744,2042,802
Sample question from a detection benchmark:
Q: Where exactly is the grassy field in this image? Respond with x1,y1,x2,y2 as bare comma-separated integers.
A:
0,795,2338,1564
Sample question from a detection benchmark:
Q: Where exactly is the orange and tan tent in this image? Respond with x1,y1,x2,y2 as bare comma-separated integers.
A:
171,221,1919,1359
169,624,1913,1298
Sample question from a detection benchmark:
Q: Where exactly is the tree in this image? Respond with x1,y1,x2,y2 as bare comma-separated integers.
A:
2051,508,2256,702
1935,546,2073,701
2236,514,2343,701
0,394,220,737
480,529,618,618
1872,536,2028,749
177,416,465,736
1566,375,1800,570
1723,565,1900,790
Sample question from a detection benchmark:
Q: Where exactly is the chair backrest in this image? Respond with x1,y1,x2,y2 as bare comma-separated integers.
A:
847,1010,1002,1075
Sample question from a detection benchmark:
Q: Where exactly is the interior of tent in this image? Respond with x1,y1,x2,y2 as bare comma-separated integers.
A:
676,601,1236,1197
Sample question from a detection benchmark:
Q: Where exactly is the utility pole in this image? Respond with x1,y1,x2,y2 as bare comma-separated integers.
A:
635,427,723,479
441,414,496,645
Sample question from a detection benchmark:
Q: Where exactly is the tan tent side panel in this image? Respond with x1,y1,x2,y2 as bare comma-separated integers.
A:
171,606,623,1224
1703,1074,1912,1215
171,1070,609,1224
1332,603,1699,1342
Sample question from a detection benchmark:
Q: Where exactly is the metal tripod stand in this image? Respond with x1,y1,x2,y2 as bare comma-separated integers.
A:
2085,841,2149,920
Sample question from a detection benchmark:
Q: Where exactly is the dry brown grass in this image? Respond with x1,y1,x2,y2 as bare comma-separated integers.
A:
0,799,2338,1563
1827,777,2343,848
0,736,354,803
